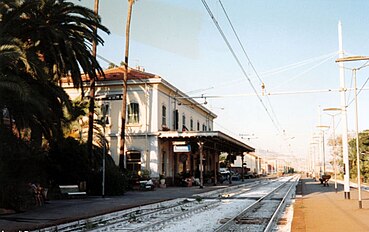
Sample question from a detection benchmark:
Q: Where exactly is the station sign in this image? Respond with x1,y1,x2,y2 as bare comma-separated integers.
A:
173,145,191,153
172,141,187,145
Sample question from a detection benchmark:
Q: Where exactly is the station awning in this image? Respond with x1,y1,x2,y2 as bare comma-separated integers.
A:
158,131,255,154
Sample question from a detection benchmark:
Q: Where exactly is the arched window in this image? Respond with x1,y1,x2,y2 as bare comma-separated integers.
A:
190,118,194,131
128,103,139,124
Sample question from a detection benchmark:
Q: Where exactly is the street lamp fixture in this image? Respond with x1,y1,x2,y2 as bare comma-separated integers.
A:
336,56,369,63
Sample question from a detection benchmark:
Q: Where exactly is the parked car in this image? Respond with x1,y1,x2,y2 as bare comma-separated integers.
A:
230,171,240,181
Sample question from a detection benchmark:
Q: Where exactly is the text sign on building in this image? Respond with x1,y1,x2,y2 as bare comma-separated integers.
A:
173,145,191,153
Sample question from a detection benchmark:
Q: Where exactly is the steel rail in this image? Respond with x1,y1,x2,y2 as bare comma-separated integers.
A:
91,181,265,231
128,180,279,231
214,176,294,232
264,175,300,232
38,178,277,232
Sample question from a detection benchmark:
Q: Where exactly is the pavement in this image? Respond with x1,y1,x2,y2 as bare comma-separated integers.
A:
292,177,369,232
0,180,250,232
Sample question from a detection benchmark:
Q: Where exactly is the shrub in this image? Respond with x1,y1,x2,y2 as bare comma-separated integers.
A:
0,129,47,211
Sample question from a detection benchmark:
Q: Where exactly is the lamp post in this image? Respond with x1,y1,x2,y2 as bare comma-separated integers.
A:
353,68,362,208
310,142,318,180
311,135,321,179
337,21,351,199
336,55,369,208
101,103,109,198
323,107,341,193
316,126,330,177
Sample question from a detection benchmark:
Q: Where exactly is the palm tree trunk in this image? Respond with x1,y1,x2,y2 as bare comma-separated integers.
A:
87,0,99,165
119,0,134,170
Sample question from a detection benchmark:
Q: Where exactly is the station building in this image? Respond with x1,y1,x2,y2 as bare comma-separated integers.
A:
63,66,255,185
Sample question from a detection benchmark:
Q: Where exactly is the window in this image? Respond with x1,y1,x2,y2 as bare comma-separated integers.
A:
197,121,200,131
162,105,167,126
126,151,141,176
182,114,186,131
190,118,193,131
161,151,166,175
202,124,207,131
173,110,179,130
100,102,110,125
128,103,139,124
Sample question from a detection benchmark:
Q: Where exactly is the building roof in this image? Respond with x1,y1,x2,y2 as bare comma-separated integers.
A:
61,66,159,84
158,131,255,154
62,66,217,119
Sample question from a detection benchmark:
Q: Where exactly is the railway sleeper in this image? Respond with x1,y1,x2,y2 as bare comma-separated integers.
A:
235,217,269,225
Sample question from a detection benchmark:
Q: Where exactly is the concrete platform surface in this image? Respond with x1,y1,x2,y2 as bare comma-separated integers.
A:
292,177,369,232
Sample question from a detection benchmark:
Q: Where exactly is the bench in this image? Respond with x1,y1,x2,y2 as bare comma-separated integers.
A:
59,185,86,198
319,175,331,187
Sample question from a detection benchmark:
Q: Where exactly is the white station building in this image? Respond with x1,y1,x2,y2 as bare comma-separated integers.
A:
63,66,255,185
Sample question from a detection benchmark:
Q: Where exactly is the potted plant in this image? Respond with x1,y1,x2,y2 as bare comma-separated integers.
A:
159,174,166,185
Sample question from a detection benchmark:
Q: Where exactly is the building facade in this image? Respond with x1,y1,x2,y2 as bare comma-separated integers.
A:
63,67,254,184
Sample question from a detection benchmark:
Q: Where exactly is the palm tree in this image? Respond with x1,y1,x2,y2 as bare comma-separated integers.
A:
87,0,101,167
119,0,136,170
1,0,110,149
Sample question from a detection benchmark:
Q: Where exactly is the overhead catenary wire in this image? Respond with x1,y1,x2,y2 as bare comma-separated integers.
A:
218,0,282,136
186,51,338,95
272,54,336,90
201,0,281,134
347,75,369,107
261,52,337,78
218,0,263,85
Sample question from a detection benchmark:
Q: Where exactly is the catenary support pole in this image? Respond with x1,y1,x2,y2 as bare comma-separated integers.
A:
338,21,350,199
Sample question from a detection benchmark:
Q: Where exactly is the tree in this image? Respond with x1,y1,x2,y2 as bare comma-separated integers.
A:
119,0,136,170
87,0,101,167
0,0,110,147
348,130,369,182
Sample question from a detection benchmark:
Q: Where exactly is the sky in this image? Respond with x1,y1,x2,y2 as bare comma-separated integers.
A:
72,0,369,167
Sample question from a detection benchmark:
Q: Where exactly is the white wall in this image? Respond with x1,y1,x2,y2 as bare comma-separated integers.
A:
63,75,216,177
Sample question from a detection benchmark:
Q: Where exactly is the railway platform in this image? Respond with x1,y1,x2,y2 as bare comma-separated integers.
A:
0,180,251,232
292,177,369,232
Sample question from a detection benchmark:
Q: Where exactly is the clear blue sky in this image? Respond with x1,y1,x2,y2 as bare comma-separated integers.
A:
72,0,369,165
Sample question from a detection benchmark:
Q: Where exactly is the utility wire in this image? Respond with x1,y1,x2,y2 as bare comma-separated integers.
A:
201,0,281,133
272,54,336,90
261,52,337,78
186,52,337,95
347,75,369,107
218,0,262,85
218,0,281,135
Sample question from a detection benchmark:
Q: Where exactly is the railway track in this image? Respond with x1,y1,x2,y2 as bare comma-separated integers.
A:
215,175,299,232
37,181,260,232
39,179,296,232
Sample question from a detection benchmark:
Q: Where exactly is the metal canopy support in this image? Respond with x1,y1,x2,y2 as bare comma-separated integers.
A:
241,154,245,182
198,141,204,189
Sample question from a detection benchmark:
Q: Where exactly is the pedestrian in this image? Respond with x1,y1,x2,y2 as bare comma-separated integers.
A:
36,183,44,206
29,182,44,206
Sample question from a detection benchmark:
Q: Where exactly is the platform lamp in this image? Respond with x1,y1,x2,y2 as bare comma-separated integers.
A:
336,55,369,208
323,107,341,193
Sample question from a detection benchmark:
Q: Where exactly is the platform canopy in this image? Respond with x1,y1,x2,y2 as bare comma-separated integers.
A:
158,131,255,154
